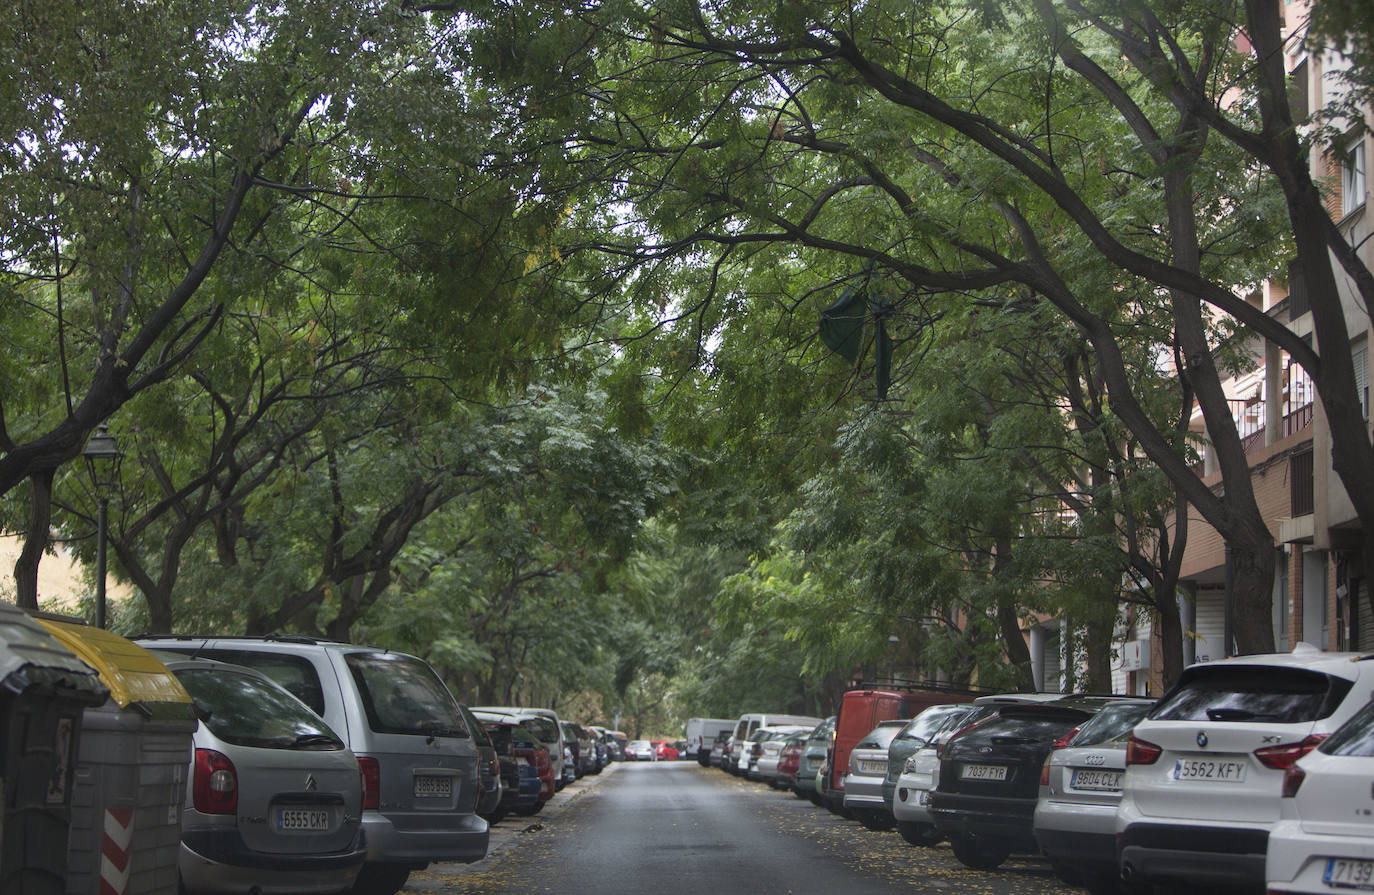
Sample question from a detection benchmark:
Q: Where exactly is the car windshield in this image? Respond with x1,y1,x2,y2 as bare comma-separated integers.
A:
897,704,971,745
1067,701,1153,746
176,667,343,750
1150,666,1351,724
344,652,469,738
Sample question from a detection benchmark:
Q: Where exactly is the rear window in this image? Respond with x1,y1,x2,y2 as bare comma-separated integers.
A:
897,705,971,745
176,667,343,750
344,652,469,738
520,716,560,743
1068,702,1152,746
857,723,904,749
960,709,1084,745
1150,666,1353,724
1321,699,1374,757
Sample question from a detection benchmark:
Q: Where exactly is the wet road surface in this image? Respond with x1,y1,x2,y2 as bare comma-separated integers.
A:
412,760,1079,895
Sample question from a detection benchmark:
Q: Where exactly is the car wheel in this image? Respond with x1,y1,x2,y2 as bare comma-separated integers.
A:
895,820,942,846
948,835,1010,871
856,809,895,831
351,863,411,895
482,805,509,825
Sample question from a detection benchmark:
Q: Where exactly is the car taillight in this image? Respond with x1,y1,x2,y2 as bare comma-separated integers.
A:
1039,757,1051,787
1255,734,1328,771
193,748,238,815
1052,727,1080,748
1281,764,1306,797
1125,734,1163,766
358,756,381,810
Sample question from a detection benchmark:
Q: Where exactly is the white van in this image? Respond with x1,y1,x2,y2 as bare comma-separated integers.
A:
684,718,736,765
729,713,824,774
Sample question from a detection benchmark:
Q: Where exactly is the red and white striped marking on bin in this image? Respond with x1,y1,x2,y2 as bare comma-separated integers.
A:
100,808,135,895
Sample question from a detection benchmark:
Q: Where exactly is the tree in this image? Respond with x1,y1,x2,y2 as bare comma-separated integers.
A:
468,0,1374,655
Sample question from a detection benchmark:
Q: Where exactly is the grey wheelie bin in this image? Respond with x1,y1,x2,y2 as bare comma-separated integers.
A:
35,620,195,895
0,602,108,895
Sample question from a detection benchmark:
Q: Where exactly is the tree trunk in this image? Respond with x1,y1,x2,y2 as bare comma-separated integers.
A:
1154,591,1185,691
13,470,54,610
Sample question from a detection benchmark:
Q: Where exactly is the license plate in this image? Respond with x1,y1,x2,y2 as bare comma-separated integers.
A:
414,775,453,798
1171,758,1247,783
1325,858,1374,889
859,760,886,774
915,789,930,805
277,808,330,831
960,763,1008,781
1070,768,1123,792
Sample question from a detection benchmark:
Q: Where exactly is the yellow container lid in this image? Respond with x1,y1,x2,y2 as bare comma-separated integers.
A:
35,619,193,718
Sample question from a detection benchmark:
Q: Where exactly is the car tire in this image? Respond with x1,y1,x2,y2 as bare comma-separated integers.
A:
895,820,941,846
350,862,411,895
948,835,1010,871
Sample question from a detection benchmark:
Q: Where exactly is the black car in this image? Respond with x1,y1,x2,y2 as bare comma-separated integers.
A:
929,696,1121,870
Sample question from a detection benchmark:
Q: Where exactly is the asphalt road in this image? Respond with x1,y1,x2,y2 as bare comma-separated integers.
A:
410,760,1080,895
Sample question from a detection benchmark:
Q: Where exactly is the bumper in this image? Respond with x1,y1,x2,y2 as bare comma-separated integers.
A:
892,784,934,824
1267,819,1374,893
930,792,1039,852
1117,821,1267,887
842,774,887,810
179,828,366,895
1033,798,1119,871
362,809,489,865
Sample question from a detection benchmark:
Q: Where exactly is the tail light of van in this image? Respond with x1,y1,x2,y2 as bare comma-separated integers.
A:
358,756,381,810
1125,734,1163,766
193,748,238,815
1255,734,1328,771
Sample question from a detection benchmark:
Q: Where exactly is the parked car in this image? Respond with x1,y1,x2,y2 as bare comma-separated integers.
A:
719,735,737,772
892,694,1065,848
625,739,654,761
139,635,488,895
1033,698,1154,892
472,707,568,790
561,721,596,777
883,703,976,818
459,704,504,823
610,730,629,760
653,740,680,761
795,717,836,804
161,656,367,895
843,719,910,829
752,726,814,784
931,695,1121,870
728,713,824,775
1118,645,1374,892
672,739,689,760
775,733,807,791
1268,694,1374,894
823,686,974,811
708,731,732,768
482,721,550,816
587,725,613,770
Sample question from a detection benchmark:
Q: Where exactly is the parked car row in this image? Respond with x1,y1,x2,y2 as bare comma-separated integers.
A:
705,644,1374,895
131,633,626,895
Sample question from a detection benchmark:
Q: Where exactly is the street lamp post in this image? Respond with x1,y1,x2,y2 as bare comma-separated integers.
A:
888,634,900,684
82,425,121,629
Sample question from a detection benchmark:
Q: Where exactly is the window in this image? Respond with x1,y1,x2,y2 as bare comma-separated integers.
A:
1342,137,1366,217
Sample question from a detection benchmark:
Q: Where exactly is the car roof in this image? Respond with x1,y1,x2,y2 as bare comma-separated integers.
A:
1183,642,1367,679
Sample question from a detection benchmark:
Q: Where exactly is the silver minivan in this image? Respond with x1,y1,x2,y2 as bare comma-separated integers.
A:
139,636,489,895
163,656,367,894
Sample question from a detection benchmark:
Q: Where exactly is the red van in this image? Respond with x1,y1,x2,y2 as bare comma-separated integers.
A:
822,684,977,811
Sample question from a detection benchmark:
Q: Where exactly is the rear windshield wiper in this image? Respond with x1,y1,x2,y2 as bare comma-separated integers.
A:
1205,707,1259,721
293,733,342,748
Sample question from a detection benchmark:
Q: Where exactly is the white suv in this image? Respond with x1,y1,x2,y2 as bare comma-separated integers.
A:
1117,644,1374,891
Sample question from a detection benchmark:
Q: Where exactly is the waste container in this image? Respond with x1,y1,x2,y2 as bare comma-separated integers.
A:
35,620,195,895
0,602,108,895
